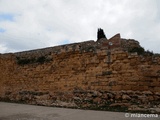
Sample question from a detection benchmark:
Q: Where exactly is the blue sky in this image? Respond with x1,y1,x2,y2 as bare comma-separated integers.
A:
0,28,5,33
0,0,160,53
0,13,14,21
0,13,13,33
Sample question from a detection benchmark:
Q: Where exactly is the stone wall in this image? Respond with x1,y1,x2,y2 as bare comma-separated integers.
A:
0,34,160,113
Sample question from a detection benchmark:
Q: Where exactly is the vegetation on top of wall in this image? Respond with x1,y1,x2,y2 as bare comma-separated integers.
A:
129,47,145,55
129,47,154,56
16,56,52,65
144,50,154,56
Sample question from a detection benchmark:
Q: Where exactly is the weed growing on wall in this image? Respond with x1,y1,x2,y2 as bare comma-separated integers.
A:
16,56,52,65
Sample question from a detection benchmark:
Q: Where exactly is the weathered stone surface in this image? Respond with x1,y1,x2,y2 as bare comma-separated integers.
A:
73,97,81,101
128,105,148,112
110,103,131,107
115,94,122,100
122,94,131,100
0,33,160,113
93,97,101,104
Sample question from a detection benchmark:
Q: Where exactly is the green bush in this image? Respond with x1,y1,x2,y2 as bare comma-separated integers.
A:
36,56,46,64
16,56,52,65
129,47,145,55
145,50,154,56
16,57,35,65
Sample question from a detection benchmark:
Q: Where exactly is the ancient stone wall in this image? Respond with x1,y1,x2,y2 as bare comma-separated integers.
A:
0,34,160,113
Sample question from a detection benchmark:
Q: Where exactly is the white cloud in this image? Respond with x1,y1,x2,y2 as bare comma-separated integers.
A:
0,0,160,53
0,43,7,53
